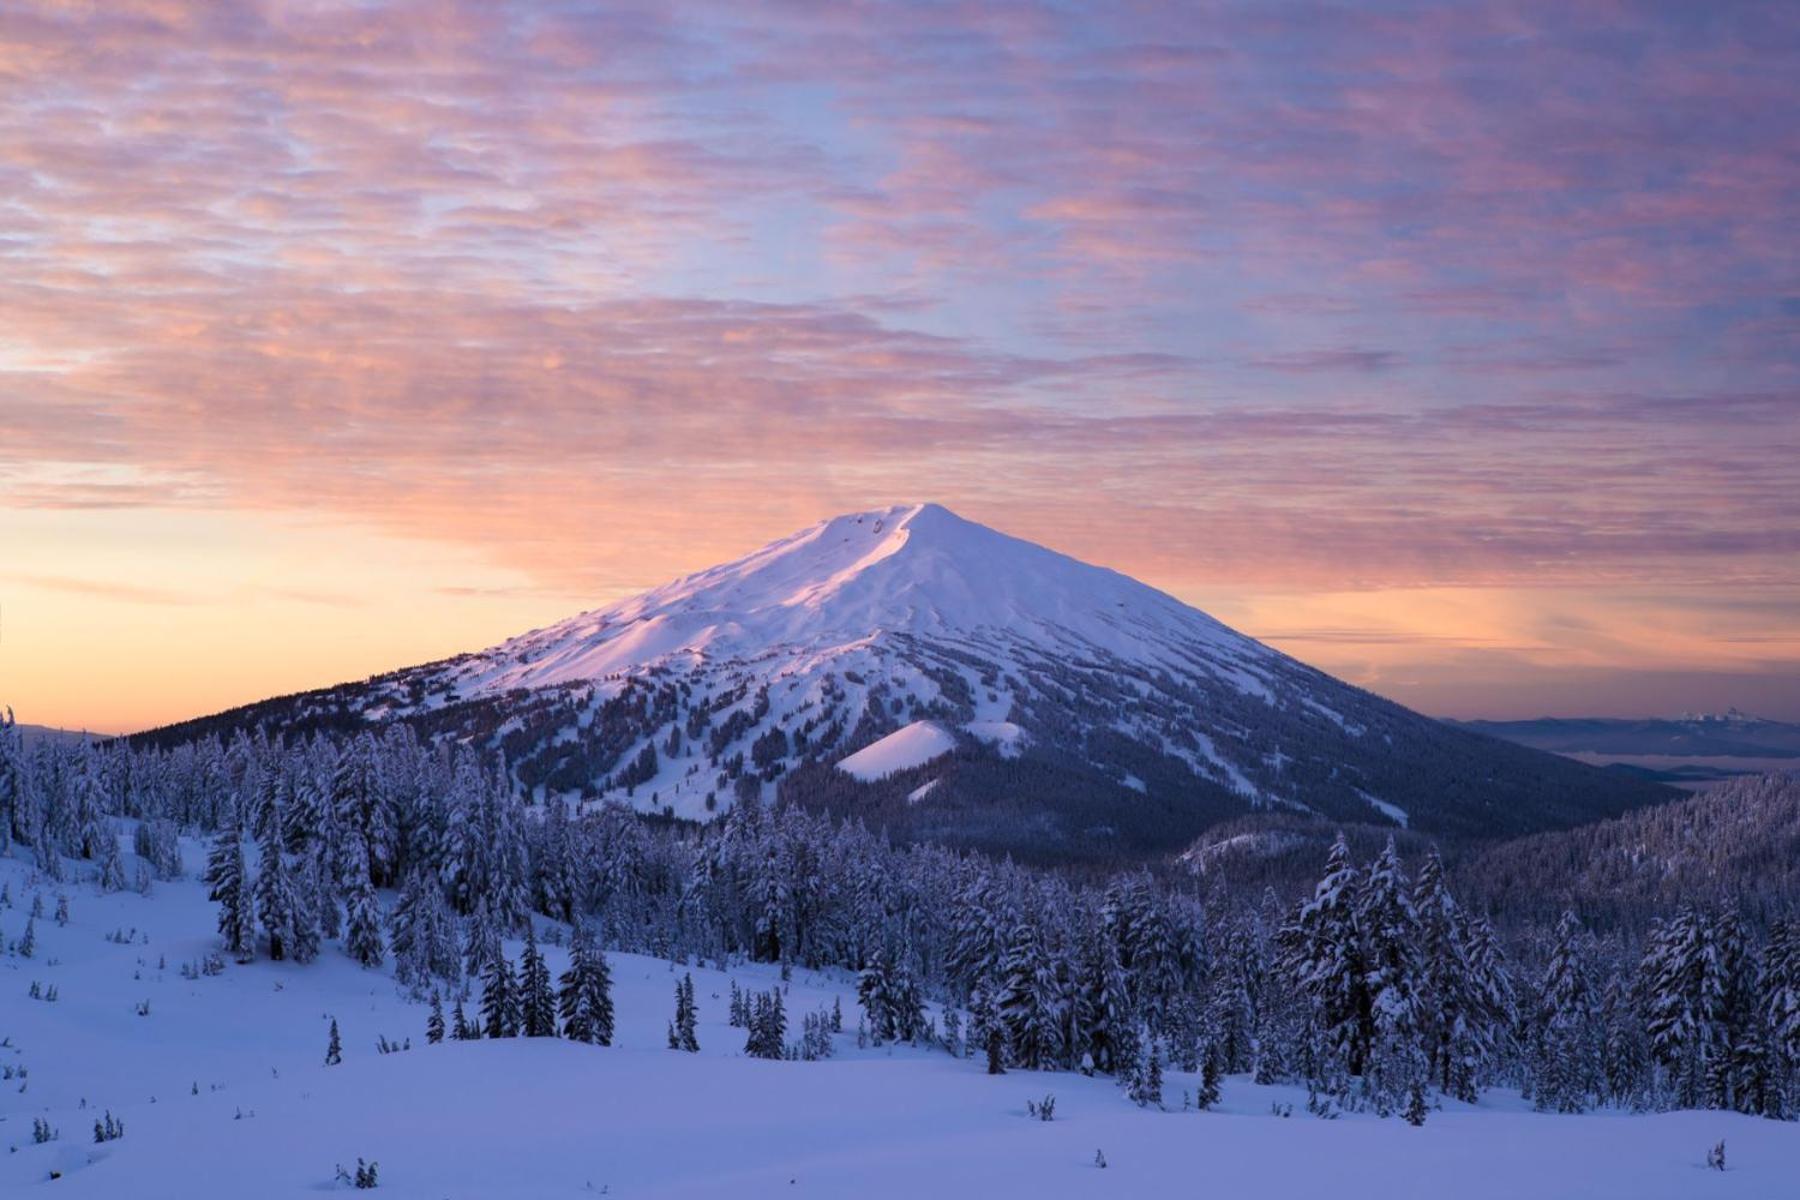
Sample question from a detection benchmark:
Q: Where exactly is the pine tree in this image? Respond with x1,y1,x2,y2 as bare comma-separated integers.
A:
1403,1079,1429,1126
204,821,254,958
325,1018,342,1065
1197,1036,1223,1110
1359,839,1423,1113
482,951,520,1039
1762,918,1800,1114
1286,835,1370,1086
519,925,556,1037
426,992,446,1044
1537,911,1597,1113
558,923,616,1046
342,853,384,969
745,989,787,1059
254,819,297,962
1127,1030,1163,1108
1642,905,1709,1108
963,980,1007,1072
1414,849,1485,1101
97,823,127,892
676,973,700,1052
858,948,896,1043
452,995,476,1041
996,920,1062,1070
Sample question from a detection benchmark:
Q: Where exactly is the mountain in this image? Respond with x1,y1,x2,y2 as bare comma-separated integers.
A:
1456,712,1800,760
10,721,108,749
132,503,1674,860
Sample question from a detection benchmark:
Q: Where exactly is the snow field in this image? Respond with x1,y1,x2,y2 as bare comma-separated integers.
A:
3,844,1797,1198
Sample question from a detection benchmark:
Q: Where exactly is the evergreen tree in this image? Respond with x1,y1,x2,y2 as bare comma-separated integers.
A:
342,844,384,969
1536,911,1597,1113
996,920,1063,1070
452,995,476,1041
676,973,700,1052
1286,835,1370,1085
558,923,616,1046
858,948,896,1043
1197,1036,1223,1110
426,992,446,1044
519,925,557,1037
1414,849,1485,1101
1359,839,1423,1112
254,818,298,962
482,951,520,1039
1642,905,1709,1108
325,1017,342,1065
1127,1030,1163,1108
204,820,254,958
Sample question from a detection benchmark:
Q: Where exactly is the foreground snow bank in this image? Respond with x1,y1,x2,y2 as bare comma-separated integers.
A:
2,846,1796,1199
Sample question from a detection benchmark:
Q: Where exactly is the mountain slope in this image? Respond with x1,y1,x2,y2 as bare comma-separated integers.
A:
132,503,1674,859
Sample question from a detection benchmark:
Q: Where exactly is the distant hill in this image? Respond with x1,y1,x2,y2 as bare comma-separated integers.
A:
12,722,109,749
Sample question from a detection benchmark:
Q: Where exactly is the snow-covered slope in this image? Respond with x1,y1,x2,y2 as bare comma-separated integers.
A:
838,720,958,782
5,835,1796,1199
137,504,1673,854
450,503,1255,693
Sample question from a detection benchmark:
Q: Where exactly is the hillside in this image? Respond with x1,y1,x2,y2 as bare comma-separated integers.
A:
5,832,1796,1198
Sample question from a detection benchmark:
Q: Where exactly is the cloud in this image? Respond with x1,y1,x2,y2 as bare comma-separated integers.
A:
0,0,1794,722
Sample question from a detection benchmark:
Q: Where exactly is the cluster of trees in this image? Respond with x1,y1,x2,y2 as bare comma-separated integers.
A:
1,712,1796,1120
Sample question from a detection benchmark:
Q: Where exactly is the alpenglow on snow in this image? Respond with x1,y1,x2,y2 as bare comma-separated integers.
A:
137,503,1671,857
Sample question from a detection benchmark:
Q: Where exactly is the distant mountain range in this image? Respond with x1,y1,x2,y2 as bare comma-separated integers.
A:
1454,710,1800,760
131,503,1674,862
11,722,107,749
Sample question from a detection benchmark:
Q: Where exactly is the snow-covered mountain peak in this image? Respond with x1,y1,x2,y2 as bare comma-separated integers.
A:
160,504,1673,846
458,503,1253,693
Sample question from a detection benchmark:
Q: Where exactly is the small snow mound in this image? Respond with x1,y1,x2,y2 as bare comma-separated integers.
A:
963,720,1029,757
837,721,957,781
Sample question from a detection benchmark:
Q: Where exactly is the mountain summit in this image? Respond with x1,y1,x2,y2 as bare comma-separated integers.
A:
139,504,1672,860
457,502,1258,695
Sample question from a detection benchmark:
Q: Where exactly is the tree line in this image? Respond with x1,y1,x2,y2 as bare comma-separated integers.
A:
1,712,1795,1120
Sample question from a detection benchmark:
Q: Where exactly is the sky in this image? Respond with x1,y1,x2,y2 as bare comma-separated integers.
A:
1,0,1797,734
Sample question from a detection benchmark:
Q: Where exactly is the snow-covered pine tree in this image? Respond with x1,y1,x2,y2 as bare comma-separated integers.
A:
426,992,445,1044
1762,918,1800,1114
996,919,1063,1071
326,1017,342,1065
1126,1028,1163,1108
204,819,254,958
1359,838,1423,1113
452,995,476,1041
254,815,298,962
558,922,615,1046
858,948,895,1043
342,835,385,969
481,951,520,1039
519,925,556,1037
1286,835,1370,1089
677,973,700,1052
1641,905,1708,1108
1536,911,1598,1113
96,822,127,892
1413,849,1484,1101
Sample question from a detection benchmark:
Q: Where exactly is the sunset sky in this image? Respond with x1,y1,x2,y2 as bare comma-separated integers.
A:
2,0,1797,734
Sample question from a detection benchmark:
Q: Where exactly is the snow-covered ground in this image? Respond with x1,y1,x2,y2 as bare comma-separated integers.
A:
837,720,957,781
3,842,1796,1199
